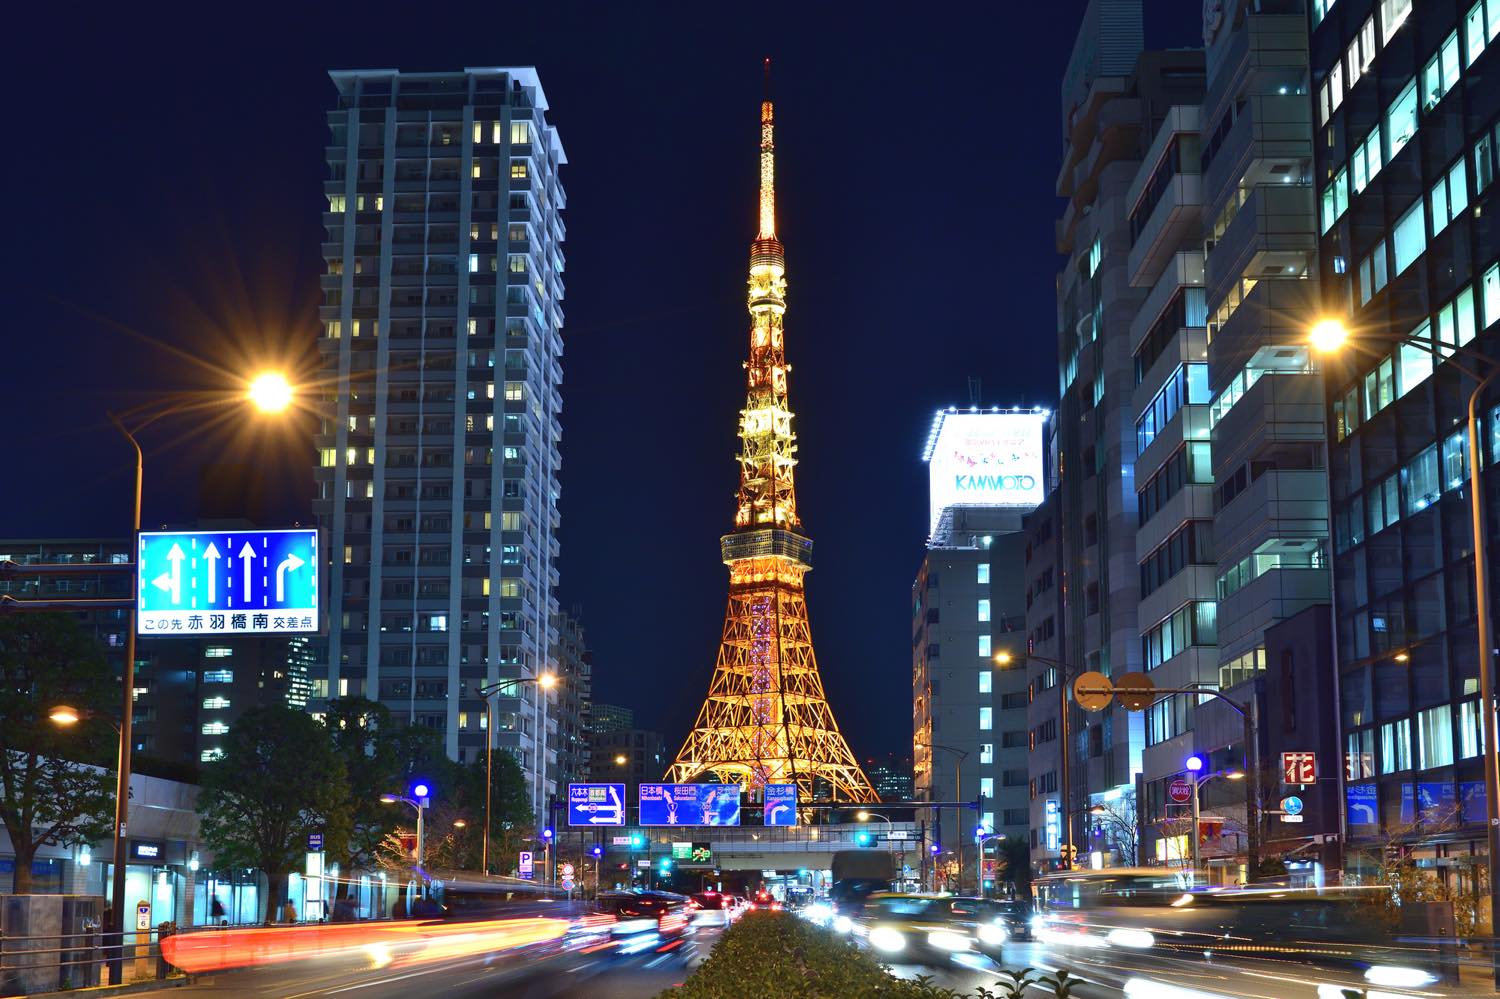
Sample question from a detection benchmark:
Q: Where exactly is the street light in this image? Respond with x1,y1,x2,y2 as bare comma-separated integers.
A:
614,754,627,766
1183,759,1245,876
77,379,297,984
478,673,561,874
915,742,969,891
380,784,431,868
1313,317,1500,985
247,372,295,413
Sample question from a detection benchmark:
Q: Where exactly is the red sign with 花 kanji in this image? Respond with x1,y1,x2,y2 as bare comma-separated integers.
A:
1282,752,1316,785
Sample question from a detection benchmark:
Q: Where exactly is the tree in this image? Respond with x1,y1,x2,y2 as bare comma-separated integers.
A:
197,705,351,922
373,749,533,874
323,698,406,890
996,837,1033,899
0,615,117,894
1090,792,1140,867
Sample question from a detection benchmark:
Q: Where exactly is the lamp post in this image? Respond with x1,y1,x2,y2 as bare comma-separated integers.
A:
1000,651,1084,869
918,742,968,891
1312,318,1500,984
79,374,295,983
478,673,558,874
380,782,431,868
1183,756,1244,877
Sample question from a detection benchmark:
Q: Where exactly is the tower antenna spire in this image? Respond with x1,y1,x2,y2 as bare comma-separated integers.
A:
763,56,771,100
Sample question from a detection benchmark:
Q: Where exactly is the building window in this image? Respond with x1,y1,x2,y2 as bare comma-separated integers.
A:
511,121,530,145
504,382,524,402
202,697,230,710
978,635,992,657
1428,158,1469,237
977,599,991,623
1384,80,1418,161
979,671,992,694
1380,717,1412,773
510,161,528,180
200,749,224,763
1417,705,1454,769
202,722,230,736
979,743,993,764
979,707,993,731
1380,0,1413,44
203,670,233,683
204,647,232,659
977,563,990,584
1420,30,1461,113
979,778,994,800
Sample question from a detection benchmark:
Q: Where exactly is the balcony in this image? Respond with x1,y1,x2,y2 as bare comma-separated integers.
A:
1205,183,1315,312
1203,93,1313,221
1206,279,1319,389
1130,252,1205,353
1213,468,1329,570
1202,14,1310,142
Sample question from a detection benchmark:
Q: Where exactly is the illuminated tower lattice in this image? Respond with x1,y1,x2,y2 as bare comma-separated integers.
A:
667,87,878,805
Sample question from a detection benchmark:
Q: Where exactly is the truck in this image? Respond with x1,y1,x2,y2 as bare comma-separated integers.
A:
829,850,896,914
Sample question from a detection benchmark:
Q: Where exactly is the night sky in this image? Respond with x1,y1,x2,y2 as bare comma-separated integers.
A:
3,2,1201,761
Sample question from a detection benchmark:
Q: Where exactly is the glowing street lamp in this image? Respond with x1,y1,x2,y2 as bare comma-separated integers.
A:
247,372,294,413
1308,318,1348,354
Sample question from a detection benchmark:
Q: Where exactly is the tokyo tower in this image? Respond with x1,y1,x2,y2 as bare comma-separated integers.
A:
666,76,878,804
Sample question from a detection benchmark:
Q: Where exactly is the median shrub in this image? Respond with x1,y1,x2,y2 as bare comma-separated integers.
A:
662,911,957,998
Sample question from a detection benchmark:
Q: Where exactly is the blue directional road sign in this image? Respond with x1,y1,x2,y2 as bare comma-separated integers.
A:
638,784,741,826
137,529,319,636
763,784,798,826
568,783,626,827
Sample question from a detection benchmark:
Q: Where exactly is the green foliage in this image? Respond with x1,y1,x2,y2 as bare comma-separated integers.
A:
661,911,960,999
665,911,1083,999
197,705,350,921
0,614,117,893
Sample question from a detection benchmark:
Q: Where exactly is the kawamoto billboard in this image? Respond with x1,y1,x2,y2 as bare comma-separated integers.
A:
925,410,1046,533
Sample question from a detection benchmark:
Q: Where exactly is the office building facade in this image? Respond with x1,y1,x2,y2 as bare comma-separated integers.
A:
1042,0,1208,870
1313,0,1500,875
313,68,568,822
914,409,1047,882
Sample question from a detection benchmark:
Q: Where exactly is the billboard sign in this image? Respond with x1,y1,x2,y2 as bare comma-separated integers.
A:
137,529,319,636
763,784,798,826
1281,752,1317,785
925,411,1046,533
638,783,741,826
567,783,626,827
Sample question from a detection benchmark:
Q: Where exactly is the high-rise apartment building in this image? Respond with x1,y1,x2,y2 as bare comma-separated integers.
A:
914,409,1047,884
1040,0,1207,871
313,68,568,822
1314,0,1500,874
864,754,915,802
552,608,593,786
591,703,634,735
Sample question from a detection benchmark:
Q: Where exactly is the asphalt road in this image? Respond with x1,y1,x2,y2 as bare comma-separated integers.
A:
884,939,1488,998
176,926,720,999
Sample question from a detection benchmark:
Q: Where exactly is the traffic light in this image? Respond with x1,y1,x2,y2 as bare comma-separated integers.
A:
630,833,645,849
854,830,874,848
659,855,672,870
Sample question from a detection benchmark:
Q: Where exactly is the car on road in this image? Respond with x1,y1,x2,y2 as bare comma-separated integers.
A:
852,893,991,965
747,889,782,911
947,896,1032,946
687,890,735,926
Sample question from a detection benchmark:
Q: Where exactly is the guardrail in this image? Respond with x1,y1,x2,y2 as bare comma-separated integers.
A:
0,925,175,994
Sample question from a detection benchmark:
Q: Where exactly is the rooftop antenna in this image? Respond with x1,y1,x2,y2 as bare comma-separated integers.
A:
763,56,771,100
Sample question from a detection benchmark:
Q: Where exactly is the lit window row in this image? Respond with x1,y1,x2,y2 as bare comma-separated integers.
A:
1217,540,1326,600
1136,363,1209,451
1335,273,1492,442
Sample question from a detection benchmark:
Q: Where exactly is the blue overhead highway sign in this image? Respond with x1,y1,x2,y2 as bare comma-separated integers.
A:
568,783,626,826
137,529,319,636
763,784,798,826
